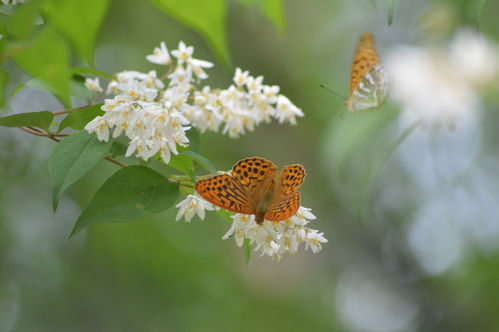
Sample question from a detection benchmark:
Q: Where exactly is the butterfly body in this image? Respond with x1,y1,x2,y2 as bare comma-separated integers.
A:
345,33,389,113
195,157,305,224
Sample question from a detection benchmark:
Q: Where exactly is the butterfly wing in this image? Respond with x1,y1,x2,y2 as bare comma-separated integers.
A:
264,164,305,222
347,64,389,112
275,164,306,196
264,192,301,222
195,174,256,214
349,32,380,96
231,157,278,203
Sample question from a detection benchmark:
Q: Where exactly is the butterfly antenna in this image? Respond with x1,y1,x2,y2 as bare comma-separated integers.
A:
320,85,347,101
277,220,295,231
262,223,279,244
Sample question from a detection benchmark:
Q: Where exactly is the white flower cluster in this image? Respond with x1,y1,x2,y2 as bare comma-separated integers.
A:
387,29,499,129
176,195,327,259
223,207,327,259
189,68,303,138
85,41,303,163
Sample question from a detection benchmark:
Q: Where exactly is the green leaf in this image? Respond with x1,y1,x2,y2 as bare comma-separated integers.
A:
457,0,488,30
70,166,180,238
262,0,285,32
13,27,70,106
178,151,217,175
58,103,104,132
236,0,285,32
10,83,25,98
168,152,196,181
69,67,114,80
109,141,128,157
0,67,9,108
0,22,8,64
49,131,112,212
26,75,97,100
366,0,377,9
0,3,16,16
149,0,231,69
6,0,42,39
383,0,398,26
25,77,63,95
0,110,53,131
42,0,111,65
186,127,201,154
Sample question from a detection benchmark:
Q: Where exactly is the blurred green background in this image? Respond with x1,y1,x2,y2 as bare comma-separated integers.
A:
2,0,499,331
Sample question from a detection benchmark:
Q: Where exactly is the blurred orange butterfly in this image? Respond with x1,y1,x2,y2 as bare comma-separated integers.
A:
195,157,305,225
344,32,389,113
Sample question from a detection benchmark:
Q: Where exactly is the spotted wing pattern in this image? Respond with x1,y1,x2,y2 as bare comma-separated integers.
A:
230,157,278,201
274,164,306,196
263,164,305,222
195,174,255,214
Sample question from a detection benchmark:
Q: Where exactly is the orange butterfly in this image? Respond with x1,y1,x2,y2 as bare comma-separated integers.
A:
195,157,306,224
344,32,389,113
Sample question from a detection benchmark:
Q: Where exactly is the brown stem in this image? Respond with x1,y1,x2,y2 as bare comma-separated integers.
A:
21,126,47,136
104,157,127,168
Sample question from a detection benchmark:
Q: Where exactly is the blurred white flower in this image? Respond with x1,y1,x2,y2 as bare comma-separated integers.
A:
84,78,103,94
275,95,304,125
387,29,499,129
146,41,172,66
449,30,499,89
233,67,249,86
170,41,194,64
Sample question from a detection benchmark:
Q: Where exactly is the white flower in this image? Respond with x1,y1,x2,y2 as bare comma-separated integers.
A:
191,58,214,80
84,116,110,142
171,41,194,64
175,194,215,222
146,42,172,66
275,95,304,125
121,80,157,102
233,67,249,86
262,85,279,104
168,66,191,89
246,75,264,92
305,230,328,253
116,71,148,85
84,78,103,94
142,70,165,90
125,136,150,160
